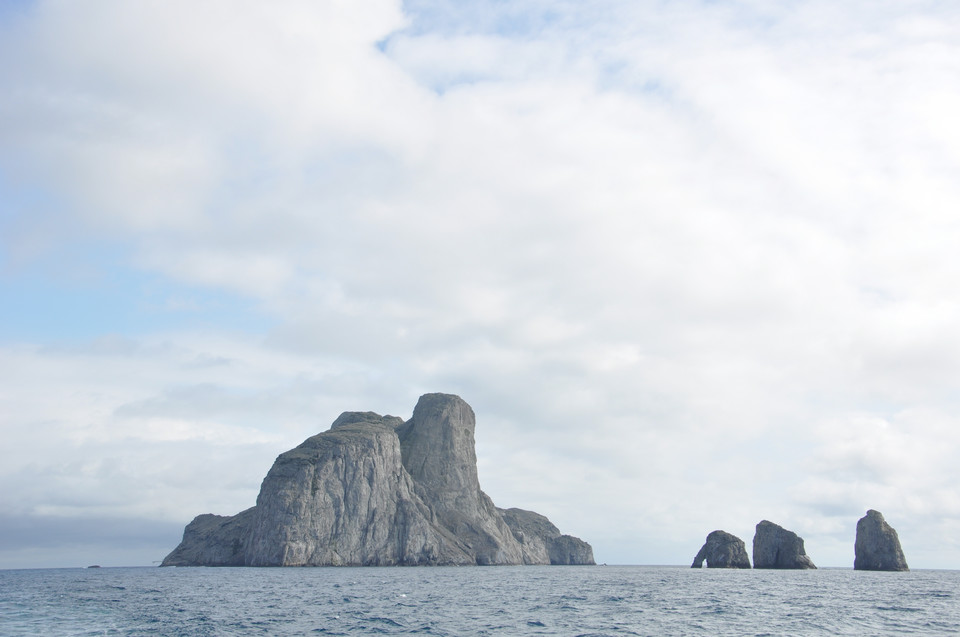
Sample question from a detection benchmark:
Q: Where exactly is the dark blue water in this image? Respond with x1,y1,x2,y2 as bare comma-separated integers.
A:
1,565,957,636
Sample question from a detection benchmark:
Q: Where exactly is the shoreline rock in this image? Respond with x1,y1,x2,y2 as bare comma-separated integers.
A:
162,393,594,567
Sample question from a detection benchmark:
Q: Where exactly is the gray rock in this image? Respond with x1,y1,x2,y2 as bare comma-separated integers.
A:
396,394,524,565
854,509,908,571
500,507,595,565
548,533,597,565
161,393,594,567
243,413,465,566
162,508,255,566
692,530,751,568
752,520,816,569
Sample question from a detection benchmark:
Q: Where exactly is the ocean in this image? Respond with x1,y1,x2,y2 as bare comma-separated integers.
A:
1,565,957,636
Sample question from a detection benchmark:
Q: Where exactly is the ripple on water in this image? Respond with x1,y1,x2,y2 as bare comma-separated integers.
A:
2,566,960,636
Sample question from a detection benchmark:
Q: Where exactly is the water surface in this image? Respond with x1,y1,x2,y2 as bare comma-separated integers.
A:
1,565,956,635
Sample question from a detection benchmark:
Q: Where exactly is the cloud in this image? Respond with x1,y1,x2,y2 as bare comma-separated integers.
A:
2,0,960,568
0,513,185,568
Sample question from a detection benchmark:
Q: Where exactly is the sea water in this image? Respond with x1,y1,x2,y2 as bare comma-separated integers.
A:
1,565,958,636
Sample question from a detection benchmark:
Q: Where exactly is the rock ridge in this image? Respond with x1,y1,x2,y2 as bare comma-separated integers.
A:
162,393,594,567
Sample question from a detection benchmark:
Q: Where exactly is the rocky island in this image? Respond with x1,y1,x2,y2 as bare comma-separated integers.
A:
691,530,751,568
854,509,908,571
752,520,816,569
162,393,594,567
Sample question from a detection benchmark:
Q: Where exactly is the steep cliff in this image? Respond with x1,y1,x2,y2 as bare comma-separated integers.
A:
752,520,816,569
691,530,751,568
854,509,908,571
243,412,468,566
396,394,525,565
162,393,594,567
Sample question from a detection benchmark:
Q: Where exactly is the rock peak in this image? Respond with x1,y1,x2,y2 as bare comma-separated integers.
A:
854,509,908,571
398,393,478,506
752,520,816,569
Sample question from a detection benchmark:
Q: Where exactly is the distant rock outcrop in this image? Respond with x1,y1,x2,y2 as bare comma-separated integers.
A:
162,393,594,567
752,520,816,569
854,509,908,571
692,530,751,568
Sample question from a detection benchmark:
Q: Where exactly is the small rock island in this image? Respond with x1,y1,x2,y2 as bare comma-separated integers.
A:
753,520,816,569
854,509,908,571
691,530,751,568
162,393,594,567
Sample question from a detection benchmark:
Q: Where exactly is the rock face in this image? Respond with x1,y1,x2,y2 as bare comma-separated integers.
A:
499,507,595,565
161,508,256,567
162,393,594,567
692,530,751,568
854,509,908,571
752,520,816,569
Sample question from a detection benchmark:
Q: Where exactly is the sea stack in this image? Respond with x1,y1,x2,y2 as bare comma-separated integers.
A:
162,393,594,567
854,509,908,571
752,520,816,569
691,530,751,568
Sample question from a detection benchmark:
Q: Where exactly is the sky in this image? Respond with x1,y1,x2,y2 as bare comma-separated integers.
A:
2,0,960,570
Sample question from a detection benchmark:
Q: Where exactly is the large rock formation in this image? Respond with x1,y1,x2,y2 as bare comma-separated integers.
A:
854,509,908,571
162,393,594,567
691,530,751,568
752,520,816,569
